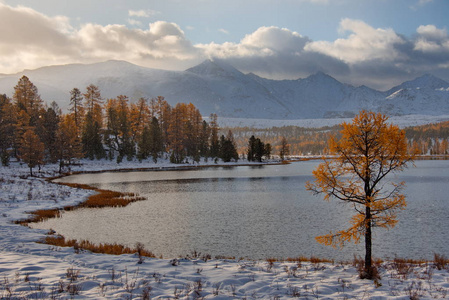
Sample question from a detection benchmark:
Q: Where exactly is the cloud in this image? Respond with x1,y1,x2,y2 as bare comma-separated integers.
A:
128,9,160,18
218,28,229,35
76,21,201,64
198,26,349,80
305,19,405,63
0,4,201,73
128,19,142,27
0,3,448,90
414,25,449,53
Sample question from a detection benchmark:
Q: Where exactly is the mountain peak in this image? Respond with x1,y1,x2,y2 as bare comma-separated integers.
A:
186,59,243,78
388,73,449,94
302,71,341,85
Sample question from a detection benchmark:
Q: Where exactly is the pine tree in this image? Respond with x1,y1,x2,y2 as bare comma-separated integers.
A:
247,135,256,162
82,111,105,160
264,143,272,160
219,133,239,162
254,138,265,162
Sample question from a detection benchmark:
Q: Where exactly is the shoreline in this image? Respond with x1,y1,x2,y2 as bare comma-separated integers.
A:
20,156,447,258
2,159,449,298
19,160,289,257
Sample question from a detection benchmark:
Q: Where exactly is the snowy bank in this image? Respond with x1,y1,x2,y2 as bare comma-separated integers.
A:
1,159,449,299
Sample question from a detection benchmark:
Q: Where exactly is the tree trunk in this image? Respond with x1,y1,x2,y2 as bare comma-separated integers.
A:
364,206,373,279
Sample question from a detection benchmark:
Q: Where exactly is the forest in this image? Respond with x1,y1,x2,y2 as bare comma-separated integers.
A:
1,75,448,175
225,121,449,157
0,76,242,174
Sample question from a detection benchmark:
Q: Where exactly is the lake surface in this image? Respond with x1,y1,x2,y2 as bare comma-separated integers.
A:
35,160,449,260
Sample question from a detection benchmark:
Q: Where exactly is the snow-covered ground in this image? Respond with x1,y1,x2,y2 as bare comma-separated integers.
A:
218,114,449,129
1,159,449,299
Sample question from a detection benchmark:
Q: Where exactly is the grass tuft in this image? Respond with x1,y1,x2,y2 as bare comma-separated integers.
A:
42,234,156,257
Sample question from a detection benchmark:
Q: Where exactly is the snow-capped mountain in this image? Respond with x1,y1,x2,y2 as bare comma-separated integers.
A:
0,59,448,120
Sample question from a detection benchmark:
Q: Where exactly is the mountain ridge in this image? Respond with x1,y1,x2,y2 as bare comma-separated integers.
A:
0,59,448,120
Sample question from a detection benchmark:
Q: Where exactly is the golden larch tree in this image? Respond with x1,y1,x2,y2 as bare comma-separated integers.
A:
19,128,45,176
306,111,414,279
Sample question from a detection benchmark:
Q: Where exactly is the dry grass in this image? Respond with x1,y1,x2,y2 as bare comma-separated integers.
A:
43,235,156,257
434,253,449,270
283,256,333,263
16,183,145,225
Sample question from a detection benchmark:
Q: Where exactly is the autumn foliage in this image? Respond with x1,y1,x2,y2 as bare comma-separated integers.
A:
306,111,414,279
0,76,243,173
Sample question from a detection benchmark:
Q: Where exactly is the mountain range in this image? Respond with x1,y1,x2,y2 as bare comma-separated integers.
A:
1,59,448,120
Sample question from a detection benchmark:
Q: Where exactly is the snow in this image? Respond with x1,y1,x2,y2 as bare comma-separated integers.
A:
1,159,449,299
2,60,449,120
217,114,449,129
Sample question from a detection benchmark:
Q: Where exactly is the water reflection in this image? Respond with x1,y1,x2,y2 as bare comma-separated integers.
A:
36,160,449,260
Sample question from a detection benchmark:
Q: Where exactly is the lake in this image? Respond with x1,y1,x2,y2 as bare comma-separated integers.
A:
34,160,449,261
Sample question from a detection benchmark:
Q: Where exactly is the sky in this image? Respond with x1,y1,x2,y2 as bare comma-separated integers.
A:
0,0,448,90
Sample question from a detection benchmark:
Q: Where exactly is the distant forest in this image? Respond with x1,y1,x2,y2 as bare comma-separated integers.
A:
1,76,448,174
223,121,449,156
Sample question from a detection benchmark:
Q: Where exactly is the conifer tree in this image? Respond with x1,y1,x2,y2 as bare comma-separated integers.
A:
19,128,45,176
13,76,44,129
42,102,61,163
137,125,152,161
56,114,83,173
264,143,272,160
69,88,84,133
81,85,105,160
168,103,187,163
279,136,290,161
306,111,414,279
0,94,16,165
149,117,163,162
199,120,210,158
254,138,265,162
219,133,239,162
247,135,256,161
82,111,105,160
209,113,219,158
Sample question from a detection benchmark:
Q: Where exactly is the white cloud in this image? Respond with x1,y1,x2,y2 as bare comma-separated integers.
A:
218,28,229,35
416,25,447,40
128,19,142,27
414,25,449,53
199,26,310,59
305,19,405,63
0,4,201,73
0,3,448,90
128,9,160,18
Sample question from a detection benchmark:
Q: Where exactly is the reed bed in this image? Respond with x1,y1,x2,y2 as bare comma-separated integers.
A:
16,182,146,225
43,234,156,257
